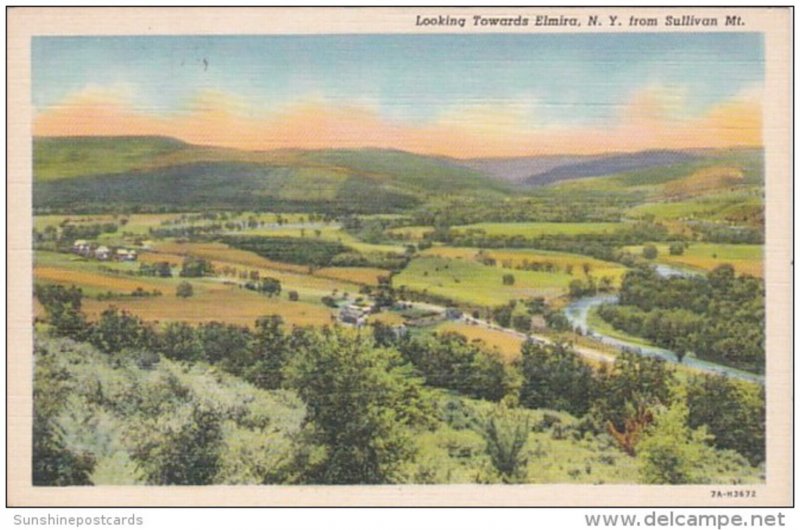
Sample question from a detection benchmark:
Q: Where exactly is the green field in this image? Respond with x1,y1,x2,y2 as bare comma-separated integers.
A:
422,246,627,284
452,222,623,238
394,256,572,306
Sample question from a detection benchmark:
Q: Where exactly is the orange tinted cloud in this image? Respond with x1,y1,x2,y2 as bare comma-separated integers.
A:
34,86,762,157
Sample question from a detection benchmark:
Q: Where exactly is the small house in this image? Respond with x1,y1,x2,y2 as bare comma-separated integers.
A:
115,248,138,262
94,245,111,261
339,304,370,327
72,240,90,256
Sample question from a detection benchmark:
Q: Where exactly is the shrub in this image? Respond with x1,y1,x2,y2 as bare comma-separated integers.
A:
176,281,194,298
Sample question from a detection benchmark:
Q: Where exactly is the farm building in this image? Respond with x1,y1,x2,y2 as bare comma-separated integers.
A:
339,304,371,327
72,240,91,256
94,245,111,260
115,248,138,262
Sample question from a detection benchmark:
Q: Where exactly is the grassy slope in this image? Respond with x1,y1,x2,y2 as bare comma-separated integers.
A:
37,334,763,485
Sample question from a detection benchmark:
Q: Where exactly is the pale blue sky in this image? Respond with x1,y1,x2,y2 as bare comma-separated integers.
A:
33,33,763,127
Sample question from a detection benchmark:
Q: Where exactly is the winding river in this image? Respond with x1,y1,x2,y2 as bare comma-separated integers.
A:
564,265,764,384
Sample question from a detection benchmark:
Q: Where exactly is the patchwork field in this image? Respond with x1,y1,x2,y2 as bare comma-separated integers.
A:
33,249,351,325
624,243,763,277
150,241,310,273
314,267,388,286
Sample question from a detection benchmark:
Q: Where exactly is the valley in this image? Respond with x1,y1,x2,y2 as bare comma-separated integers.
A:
32,135,767,486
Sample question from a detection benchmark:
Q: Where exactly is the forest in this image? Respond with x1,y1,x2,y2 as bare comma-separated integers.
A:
34,284,764,486
596,264,765,373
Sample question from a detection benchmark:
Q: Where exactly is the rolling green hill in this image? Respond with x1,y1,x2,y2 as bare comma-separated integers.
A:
33,136,511,213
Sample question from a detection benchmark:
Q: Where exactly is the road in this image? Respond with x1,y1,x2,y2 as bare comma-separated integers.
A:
405,301,617,365
406,297,764,384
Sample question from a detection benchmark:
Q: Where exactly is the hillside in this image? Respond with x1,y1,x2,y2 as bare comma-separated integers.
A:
33,136,510,213
547,148,763,198
465,150,699,186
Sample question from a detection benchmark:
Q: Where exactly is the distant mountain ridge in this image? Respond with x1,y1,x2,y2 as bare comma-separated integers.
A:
33,136,762,213
32,136,511,213
464,150,699,186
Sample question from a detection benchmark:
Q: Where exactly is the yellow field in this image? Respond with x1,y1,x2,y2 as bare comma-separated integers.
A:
314,267,389,286
34,266,170,293
367,312,406,325
436,322,523,363
151,241,310,273
81,285,334,328
661,255,763,277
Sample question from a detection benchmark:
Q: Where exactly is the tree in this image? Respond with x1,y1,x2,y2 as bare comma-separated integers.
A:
198,321,252,365
33,408,95,486
176,281,194,298
482,405,530,483
160,321,201,362
34,284,88,340
180,256,214,278
89,307,155,354
288,290,299,302
669,243,685,256
518,341,594,416
128,400,224,485
592,352,674,455
502,273,515,286
512,314,532,333
33,351,95,485
638,401,712,484
492,304,513,328
642,245,659,260
400,333,510,402
260,277,282,297
686,375,765,465
285,330,423,484
245,315,287,389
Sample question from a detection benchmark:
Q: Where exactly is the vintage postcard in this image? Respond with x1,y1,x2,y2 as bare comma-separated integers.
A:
6,7,792,507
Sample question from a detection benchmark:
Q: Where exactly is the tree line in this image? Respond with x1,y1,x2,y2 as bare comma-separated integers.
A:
597,264,764,373
34,283,764,486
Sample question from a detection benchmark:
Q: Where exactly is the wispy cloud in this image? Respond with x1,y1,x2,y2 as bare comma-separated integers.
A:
34,83,762,157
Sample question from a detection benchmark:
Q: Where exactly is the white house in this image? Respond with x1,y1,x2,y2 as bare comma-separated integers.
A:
94,245,111,260
72,240,91,255
115,248,138,262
